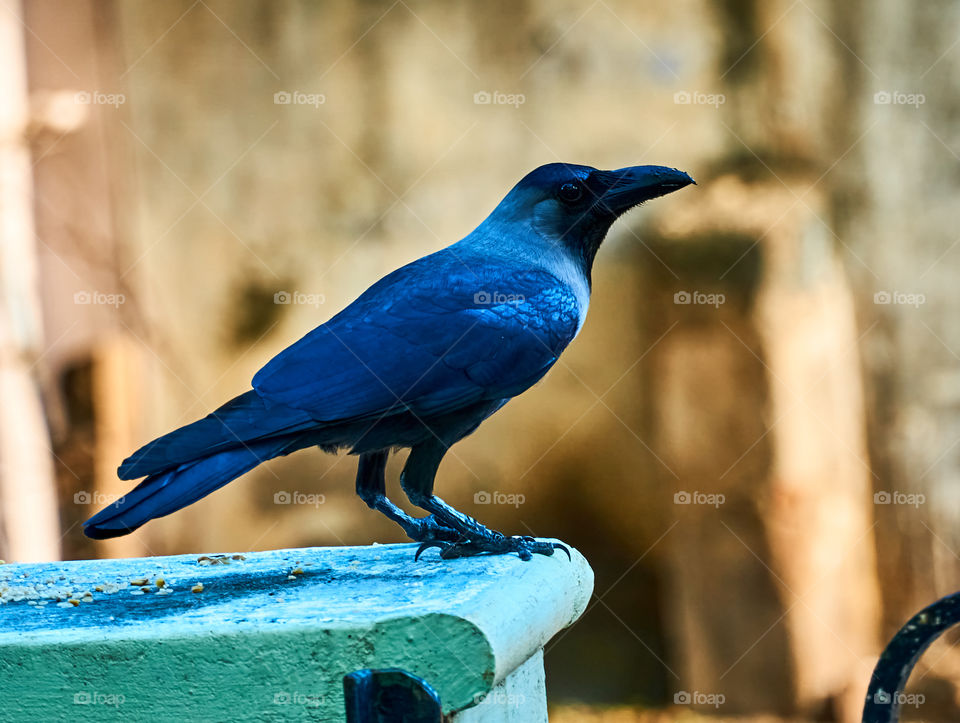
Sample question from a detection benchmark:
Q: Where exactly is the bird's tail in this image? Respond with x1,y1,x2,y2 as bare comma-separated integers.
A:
117,390,316,480
84,436,299,539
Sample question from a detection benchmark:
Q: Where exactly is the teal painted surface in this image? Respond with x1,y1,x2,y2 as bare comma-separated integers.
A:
0,542,593,722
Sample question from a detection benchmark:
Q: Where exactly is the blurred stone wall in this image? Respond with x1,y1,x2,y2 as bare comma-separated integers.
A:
19,0,960,717
837,0,960,686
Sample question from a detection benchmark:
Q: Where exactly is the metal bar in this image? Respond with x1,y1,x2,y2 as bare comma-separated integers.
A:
344,668,444,723
862,591,960,722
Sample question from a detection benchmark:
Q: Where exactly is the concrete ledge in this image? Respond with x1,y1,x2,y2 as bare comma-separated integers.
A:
0,541,593,721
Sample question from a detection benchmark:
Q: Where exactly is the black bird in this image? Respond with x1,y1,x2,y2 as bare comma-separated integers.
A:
85,163,694,559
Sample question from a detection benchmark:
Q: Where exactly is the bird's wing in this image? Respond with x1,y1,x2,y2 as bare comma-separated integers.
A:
252,257,582,422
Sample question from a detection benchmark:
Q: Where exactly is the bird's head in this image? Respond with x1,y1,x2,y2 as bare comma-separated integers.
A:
485,162,695,269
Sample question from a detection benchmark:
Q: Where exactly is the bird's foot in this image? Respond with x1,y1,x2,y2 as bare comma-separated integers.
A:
403,514,464,544
415,534,570,562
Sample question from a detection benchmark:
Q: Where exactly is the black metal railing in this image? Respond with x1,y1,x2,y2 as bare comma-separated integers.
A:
862,591,960,722
344,668,444,723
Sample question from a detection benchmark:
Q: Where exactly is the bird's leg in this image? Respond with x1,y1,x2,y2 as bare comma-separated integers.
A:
355,450,461,543
400,439,567,561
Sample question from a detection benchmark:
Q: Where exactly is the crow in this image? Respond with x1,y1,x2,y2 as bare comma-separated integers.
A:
85,163,694,559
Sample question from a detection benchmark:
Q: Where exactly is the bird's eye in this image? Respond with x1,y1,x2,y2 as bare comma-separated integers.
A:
558,182,583,203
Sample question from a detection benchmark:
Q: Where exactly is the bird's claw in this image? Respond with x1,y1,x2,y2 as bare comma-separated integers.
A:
414,540,449,561
414,536,569,562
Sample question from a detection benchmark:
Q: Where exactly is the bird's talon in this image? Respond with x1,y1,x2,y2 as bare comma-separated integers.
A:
413,534,568,561
414,541,446,561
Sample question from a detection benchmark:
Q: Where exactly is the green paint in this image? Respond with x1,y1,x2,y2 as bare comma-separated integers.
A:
1,614,493,721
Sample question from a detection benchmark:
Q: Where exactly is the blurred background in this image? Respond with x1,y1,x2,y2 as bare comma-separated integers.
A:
1,0,959,720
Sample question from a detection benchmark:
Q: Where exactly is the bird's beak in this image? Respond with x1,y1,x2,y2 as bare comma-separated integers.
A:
592,165,695,217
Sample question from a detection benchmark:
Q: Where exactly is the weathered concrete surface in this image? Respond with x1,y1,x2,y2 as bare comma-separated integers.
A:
0,542,591,722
